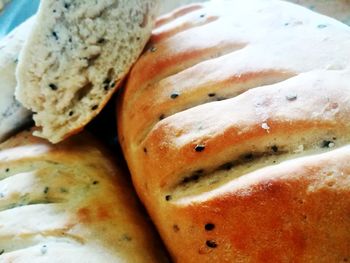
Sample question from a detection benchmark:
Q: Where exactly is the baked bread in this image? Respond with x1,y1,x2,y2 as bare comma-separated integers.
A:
0,17,33,143
15,0,159,143
0,130,168,262
118,0,350,262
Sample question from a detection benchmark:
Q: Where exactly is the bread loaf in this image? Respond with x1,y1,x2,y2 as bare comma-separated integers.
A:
0,17,33,143
0,130,168,262
118,0,350,261
15,0,159,143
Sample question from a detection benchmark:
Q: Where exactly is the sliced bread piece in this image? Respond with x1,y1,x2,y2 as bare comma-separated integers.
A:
0,17,34,143
16,0,159,143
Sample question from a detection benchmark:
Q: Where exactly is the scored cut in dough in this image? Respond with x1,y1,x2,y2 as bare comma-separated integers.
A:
118,0,350,261
16,0,159,143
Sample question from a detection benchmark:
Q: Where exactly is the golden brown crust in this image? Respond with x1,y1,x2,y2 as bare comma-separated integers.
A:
118,0,350,262
0,130,168,262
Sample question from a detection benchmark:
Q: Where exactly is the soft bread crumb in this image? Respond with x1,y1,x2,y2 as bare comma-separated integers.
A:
16,0,159,143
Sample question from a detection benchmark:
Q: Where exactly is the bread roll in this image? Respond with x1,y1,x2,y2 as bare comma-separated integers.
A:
16,0,159,143
118,0,350,261
0,17,33,143
0,130,168,262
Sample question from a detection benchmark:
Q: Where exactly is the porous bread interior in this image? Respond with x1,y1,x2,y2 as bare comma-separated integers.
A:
16,0,156,143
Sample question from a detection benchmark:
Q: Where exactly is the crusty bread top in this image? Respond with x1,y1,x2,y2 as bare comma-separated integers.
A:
119,0,350,155
0,130,168,262
16,0,159,143
118,0,350,261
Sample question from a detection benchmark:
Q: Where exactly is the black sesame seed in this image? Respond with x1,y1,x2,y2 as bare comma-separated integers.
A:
43,187,49,194
53,9,56,13
208,93,216,97
5,168,9,172
110,81,116,88
136,37,140,41
244,153,253,160
200,14,205,18
49,83,58,90
68,37,72,43
271,145,278,153
159,114,165,120
284,22,290,26
92,181,99,185
165,195,172,201
173,224,180,232
143,147,148,153
91,105,98,111
103,78,111,84
0,249,4,255
286,94,297,101
206,240,217,248
97,38,105,44
41,245,47,255
122,234,132,241
64,3,70,9
170,93,179,99
317,24,327,29
195,144,205,152
220,162,233,171
321,140,334,148
205,223,215,231
52,31,59,40
68,111,74,116
182,177,190,183
191,174,200,181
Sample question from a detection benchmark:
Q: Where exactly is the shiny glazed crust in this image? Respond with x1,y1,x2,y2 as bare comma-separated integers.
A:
118,0,350,262
0,130,168,262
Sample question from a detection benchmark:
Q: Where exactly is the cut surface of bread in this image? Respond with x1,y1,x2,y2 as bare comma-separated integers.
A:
16,0,159,143
0,130,168,262
118,0,350,262
0,17,33,143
